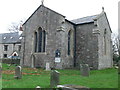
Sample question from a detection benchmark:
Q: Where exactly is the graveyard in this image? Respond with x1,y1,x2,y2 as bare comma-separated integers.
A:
2,63,119,89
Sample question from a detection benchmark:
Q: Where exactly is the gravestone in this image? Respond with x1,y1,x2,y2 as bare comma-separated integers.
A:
0,67,1,78
50,70,60,87
14,66,22,79
80,64,90,77
57,84,90,90
118,60,120,74
0,63,1,78
46,62,51,71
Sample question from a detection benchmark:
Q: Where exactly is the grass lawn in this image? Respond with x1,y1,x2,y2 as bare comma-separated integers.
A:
2,63,119,89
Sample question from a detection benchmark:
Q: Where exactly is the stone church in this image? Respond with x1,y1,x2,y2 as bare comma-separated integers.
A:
20,5,113,70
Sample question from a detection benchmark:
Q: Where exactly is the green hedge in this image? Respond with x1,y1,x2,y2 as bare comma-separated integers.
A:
0,58,20,64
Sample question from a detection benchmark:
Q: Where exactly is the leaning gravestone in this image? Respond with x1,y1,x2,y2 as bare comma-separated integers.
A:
57,84,90,90
50,70,60,87
14,66,22,79
46,62,51,71
80,64,90,77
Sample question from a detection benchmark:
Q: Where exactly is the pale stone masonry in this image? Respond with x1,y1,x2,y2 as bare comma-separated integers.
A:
21,5,113,70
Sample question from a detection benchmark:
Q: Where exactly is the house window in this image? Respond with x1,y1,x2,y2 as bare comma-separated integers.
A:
4,45,8,51
68,30,71,55
3,54,7,58
34,27,46,53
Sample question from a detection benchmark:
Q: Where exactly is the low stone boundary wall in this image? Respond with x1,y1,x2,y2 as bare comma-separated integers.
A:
0,58,20,64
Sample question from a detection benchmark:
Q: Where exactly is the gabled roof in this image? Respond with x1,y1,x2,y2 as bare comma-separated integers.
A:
0,32,21,44
23,5,65,25
71,15,98,25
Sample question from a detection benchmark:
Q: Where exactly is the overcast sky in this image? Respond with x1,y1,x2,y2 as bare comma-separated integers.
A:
0,0,119,34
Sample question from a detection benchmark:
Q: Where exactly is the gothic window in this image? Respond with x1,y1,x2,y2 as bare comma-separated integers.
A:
38,28,42,52
4,45,8,51
43,30,46,52
34,27,46,53
34,32,37,52
68,30,71,55
104,29,107,55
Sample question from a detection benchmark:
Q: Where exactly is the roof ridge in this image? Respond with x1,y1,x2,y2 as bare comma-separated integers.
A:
71,14,98,21
71,14,99,25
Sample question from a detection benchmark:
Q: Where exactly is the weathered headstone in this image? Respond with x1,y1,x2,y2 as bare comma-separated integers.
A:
50,70,60,87
14,66,22,79
80,64,90,77
0,63,2,78
46,62,51,71
57,84,90,90
118,60,120,74
0,67,1,78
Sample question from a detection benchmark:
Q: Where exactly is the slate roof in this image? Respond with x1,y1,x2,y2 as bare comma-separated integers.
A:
0,32,21,44
71,15,98,25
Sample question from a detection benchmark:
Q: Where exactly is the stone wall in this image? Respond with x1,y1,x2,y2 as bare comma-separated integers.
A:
75,23,99,69
97,13,113,69
21,5,74,69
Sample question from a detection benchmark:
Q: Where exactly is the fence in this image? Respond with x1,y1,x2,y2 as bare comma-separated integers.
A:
0,58,20,64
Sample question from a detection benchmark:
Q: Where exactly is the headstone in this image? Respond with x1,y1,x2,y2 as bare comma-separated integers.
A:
14,66,22,79
118,60,120,74
0,67,1,78
50,70,60,87
57,84,90,90
80,64,90,77
46,62,51,71
0,63,1,78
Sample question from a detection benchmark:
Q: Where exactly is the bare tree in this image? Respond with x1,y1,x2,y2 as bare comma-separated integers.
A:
112,33,120,63
8,20,23,33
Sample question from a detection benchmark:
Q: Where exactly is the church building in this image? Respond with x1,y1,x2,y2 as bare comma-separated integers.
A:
20,5,113,70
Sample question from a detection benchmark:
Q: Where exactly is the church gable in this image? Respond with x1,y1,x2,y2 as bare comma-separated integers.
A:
23,5,65,26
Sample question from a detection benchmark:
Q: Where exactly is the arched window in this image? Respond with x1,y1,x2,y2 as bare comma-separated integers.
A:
68,30,71,55
38,27,42,52
43,30,46,52
104,29,107,55
34,27,46,53
34,32,37,52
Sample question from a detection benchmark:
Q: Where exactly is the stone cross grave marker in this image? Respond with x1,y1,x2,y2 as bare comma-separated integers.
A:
80,64,90,77
14,66,22,79
50,70,60,87
46,62,51,71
